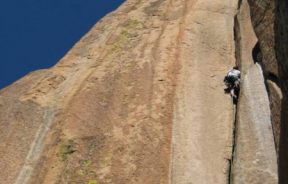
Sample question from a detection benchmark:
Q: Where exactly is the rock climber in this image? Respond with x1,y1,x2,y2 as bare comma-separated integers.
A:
224,66,241,101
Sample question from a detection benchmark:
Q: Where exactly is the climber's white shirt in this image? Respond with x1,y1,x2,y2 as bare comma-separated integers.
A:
227,69,240,78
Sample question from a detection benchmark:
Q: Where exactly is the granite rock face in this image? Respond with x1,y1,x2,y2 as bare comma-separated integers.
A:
0,0,284,183
234,0,257,73
267,80,283,154
248,0,288,182
0,0,237,183
248,0,277,77
247,0,283,158
232,64,278,183
232,1,278,182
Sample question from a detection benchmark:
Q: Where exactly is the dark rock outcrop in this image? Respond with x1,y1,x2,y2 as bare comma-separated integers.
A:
275,0,288,183
248,0,277,77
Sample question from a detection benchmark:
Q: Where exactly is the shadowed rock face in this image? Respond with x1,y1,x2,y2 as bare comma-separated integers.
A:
248,0,288,182
247,0,283,157
275,0,288,183
231,1,278,182
0,0,285,183
248,0,277,77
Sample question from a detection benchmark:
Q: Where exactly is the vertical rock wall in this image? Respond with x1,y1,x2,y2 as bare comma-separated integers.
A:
234,0,257,73
232,64,278,183
247,0,283,156
231,0,278,182
248,0,277,76
171,0,238,183
0,0,286,183
247,0,288,182
0,0,238,183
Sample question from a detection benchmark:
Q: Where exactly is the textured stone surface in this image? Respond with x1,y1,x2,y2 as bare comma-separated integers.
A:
0,0,285,183
234,0,257,73
246,1,282,158
247,0,278,77
248,0,288,182
170,0,237,183
267,80,282,154
232,2,279,181
0,0,237,183
232,63,278,184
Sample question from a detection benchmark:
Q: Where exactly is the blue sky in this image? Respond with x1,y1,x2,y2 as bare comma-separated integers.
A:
0,0,125,89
